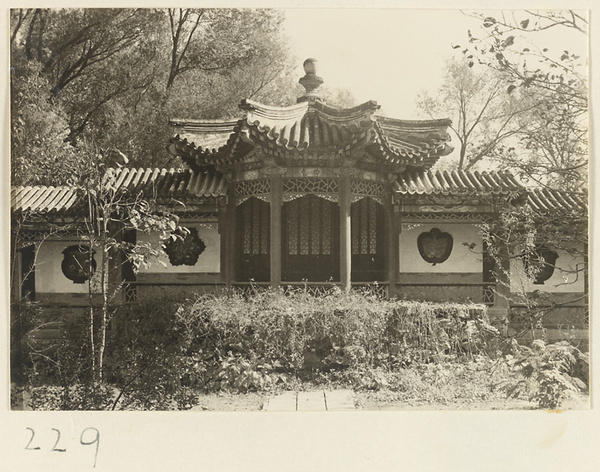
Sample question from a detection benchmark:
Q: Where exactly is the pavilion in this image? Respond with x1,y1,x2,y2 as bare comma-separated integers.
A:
11,59,587,343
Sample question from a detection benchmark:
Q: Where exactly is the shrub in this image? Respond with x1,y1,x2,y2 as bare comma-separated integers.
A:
168,287,498,392
21,305,107,409
22,288,503,407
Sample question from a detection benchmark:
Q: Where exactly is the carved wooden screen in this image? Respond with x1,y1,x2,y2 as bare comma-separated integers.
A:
351,198,385,282
282,195,339,282
237,197,270,281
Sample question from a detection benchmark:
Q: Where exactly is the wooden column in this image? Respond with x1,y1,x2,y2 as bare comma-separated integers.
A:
225,185,237,288
339,175,351,291
218,206,227,284
270,176,283,287
385,194,399,297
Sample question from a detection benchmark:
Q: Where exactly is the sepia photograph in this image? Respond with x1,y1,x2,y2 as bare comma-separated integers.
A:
7,6,590,418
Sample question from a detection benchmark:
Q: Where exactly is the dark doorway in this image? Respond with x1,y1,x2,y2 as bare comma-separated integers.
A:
21,244,36,301
351,198,385,282
282,195,340,282
237,197,270,282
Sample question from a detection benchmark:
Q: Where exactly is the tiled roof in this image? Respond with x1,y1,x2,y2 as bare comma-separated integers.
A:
168,119,237,156
12,168,227,215
168,99,453,172
395,170,585,213
526,188,585,213
11,186,80,214
239,98,380,151
374,117,453,169
396,170,523,195
104,168,227,199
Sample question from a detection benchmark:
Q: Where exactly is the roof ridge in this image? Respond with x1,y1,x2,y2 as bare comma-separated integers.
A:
376,116,452,127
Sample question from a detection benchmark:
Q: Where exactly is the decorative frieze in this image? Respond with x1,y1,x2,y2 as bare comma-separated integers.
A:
234,179,271,205
402,212,490,223
283,178,338,202
350,180,385,204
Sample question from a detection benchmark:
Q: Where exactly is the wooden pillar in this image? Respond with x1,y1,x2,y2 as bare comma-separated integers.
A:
339,176,351,291
218,207,227,284
225,185,237,288
385,195,399,297
270,176,283,287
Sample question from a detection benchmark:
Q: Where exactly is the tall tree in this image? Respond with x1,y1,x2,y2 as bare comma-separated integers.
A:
460,10,588,191
10,8,296,182
455,11,589,336
10,60,80,185
417,57,534,170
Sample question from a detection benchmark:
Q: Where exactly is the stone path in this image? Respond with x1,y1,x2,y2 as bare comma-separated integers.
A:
263,390,356,411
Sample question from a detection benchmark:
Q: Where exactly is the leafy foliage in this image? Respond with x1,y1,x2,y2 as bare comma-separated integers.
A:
10,60,80,185
458,10,588,191
417,57,533,171
500,339,588,409
22,289,589,410
10,8,296,181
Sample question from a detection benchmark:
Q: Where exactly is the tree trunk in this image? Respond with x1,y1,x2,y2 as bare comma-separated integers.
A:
97,243,108,383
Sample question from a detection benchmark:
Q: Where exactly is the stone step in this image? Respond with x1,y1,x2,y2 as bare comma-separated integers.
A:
263,390,297,411
297,391,327,411
263,390,356,411
324,389,355,410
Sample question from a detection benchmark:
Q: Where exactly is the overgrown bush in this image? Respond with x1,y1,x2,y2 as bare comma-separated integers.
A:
22,305,103,409
105,298,196,410
164,287,498,394
24,287,586,410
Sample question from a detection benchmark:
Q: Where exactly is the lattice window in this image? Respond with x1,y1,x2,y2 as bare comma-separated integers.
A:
352,198,380,256
239,198,269,256
300,200,309,255
288,202,298,255
235,180,271,205
369,205,377,254
322,203,331,255
286,196,333,257
283,178,338,202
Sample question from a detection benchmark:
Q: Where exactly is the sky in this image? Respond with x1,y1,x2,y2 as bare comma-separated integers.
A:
281,9,588,119
282,9,476,118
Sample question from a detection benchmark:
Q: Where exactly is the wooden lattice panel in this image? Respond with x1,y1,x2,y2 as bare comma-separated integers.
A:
234,179,271,204
283,178,338,202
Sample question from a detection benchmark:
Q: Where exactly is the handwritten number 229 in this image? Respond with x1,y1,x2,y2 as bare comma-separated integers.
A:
26,427,100,468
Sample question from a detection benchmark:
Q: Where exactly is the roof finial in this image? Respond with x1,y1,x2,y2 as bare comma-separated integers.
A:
298,58,325,103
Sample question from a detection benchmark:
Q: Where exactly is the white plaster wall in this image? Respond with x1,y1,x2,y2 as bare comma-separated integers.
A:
399,223,482,273
137,223,221,273
510,249,585,293
36,240,102,293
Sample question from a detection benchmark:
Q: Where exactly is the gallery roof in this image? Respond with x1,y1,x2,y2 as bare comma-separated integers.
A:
395,170,523,195
395,170,585,213
12,168,583,216
11,168,227,215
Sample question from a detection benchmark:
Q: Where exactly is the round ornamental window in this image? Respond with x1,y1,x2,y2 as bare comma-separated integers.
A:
417,228,453,265
524,246,558,285
61,245,96,283
163,227,206,266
